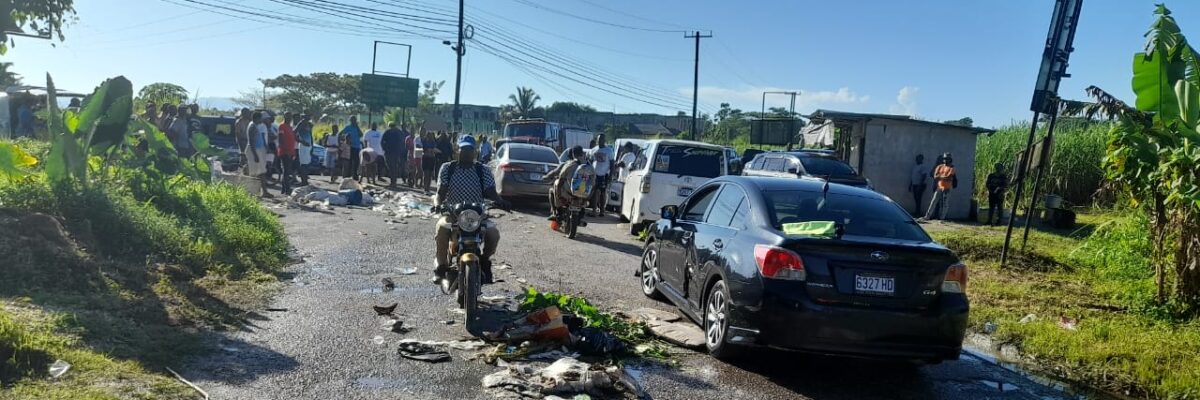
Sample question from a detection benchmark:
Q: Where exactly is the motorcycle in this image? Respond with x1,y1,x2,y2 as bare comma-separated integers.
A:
555,196,588,239
435,202,493,329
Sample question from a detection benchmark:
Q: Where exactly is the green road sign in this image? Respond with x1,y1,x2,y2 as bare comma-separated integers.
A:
360,74,419,110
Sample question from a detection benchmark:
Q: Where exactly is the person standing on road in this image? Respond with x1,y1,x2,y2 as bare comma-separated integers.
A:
407,129,420,187
985,163,1009,225
342,116,364,181
277,113,298,195
168,107,194,157
364,122,386,180
922,153,958,221
478,134,493,163
295,114,314,185
433,135,510,285
325,124,341,183
588,134,616,216
908,154,930,215
421,131,439,192
381,122,406,188
436,131,453,166
245,111,272,198
234,108,253,174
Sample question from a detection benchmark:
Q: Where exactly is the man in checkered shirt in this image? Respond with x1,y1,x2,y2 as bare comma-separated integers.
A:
434,135,511,284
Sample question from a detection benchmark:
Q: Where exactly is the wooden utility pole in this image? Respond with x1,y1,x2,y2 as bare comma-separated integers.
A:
685,31,711,141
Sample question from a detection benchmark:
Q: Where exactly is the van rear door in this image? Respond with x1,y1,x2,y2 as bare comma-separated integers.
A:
648,144,725,203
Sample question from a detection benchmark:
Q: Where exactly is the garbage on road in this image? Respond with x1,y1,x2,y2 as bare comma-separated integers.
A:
486,306,571,343
373,303,397,316
482,357,645,399
381,277,396,291
48,359,71,378
397,341,451,363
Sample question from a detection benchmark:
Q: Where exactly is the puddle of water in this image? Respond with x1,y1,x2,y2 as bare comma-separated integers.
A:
354,377,408,389
963,346,1116,399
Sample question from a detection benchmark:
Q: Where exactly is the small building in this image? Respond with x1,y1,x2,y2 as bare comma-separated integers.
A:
805,110,994,219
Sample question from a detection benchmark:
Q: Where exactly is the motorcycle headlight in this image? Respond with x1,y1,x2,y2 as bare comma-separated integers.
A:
457,209,482,232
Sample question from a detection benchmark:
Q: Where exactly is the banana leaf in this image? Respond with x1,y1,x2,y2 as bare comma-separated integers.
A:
0,143,37,179
76,76,134,152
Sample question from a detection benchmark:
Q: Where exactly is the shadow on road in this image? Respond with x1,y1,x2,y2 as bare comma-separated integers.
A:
724,349,936,398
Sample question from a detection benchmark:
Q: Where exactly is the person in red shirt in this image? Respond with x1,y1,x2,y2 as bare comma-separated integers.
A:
277,112,299,195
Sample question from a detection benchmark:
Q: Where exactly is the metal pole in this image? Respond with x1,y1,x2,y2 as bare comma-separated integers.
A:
452,0,465,133
1022,105,1059,249
685,31,711,141
1000,111,1042,266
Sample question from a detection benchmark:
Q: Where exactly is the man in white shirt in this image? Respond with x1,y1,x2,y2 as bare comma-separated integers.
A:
588,134,616,215
363,122,386,181
908,154,930,215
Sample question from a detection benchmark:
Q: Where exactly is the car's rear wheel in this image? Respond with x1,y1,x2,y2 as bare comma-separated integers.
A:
640,243,664,299
705,280,743,360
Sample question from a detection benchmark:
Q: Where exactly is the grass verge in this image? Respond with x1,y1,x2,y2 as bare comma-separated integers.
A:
0,139,289,399
926,213,1200,399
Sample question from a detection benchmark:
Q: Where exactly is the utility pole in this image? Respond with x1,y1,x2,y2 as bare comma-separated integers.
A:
452,0,465,133
686,31,711,141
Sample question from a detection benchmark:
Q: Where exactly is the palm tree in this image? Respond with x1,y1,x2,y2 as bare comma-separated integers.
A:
0,62,22,87
508,86,540,118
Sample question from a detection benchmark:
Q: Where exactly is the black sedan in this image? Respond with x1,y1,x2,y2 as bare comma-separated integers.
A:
638,176,967,362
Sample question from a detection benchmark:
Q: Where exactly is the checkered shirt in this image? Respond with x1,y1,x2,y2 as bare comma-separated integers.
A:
438,162,495,205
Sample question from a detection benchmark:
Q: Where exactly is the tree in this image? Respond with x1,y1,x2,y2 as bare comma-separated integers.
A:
942,117,974,127
232,87,278,110
137,82,189,106
262,73,363,116
0,62,20,87
508,86,540,118
1,0,77,55
546,101,596,114
1078,5,1200,310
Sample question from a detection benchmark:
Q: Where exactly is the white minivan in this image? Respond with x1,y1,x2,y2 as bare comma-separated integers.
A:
620,139,727,235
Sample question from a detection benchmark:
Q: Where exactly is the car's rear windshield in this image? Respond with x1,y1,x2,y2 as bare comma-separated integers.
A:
764,190,929,242
798,156,857,176
651,145,723,178
508,147,559,164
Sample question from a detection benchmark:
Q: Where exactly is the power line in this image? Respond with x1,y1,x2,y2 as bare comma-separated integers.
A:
509,0,688,33
571,0,693,31
160,0,449,41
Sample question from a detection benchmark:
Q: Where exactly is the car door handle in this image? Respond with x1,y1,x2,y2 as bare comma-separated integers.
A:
713,239,724,250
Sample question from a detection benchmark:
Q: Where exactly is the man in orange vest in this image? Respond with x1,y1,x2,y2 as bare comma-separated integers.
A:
922,152,958,221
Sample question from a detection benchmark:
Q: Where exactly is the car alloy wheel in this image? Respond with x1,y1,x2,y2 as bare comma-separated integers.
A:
640,244,663,299
705,281,727,349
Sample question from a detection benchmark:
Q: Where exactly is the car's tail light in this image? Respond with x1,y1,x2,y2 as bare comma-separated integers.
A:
499,163,524,172
640,174,651,193
754,245,806,281
942,263,968,294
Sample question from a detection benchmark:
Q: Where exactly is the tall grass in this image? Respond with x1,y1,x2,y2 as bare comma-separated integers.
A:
975,120,1109,206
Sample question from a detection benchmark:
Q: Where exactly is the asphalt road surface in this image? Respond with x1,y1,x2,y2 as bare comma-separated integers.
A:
185,182,1094,400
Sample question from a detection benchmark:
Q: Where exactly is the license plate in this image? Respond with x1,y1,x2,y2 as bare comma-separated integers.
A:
529,173,543,181
677,187,693,197
854,275,895,295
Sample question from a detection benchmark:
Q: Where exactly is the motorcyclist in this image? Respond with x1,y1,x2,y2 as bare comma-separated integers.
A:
542,145,589,223
434,135,510,285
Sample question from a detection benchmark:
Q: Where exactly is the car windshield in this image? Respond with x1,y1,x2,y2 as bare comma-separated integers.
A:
504,123,547,139
651,145,723,178
798,156,857,176
508,146,559,164
764,190,930,242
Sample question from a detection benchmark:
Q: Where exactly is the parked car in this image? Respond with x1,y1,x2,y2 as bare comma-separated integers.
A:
743,151,872,190
620,139,727,235
607,138,648,213
491,143,559,200
639,176,968,362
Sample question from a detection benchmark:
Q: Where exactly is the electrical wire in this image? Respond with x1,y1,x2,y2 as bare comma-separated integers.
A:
509,0,688,33
571,0,693,31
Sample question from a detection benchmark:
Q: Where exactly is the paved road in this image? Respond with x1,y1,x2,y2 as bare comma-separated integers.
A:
185,182,1090,400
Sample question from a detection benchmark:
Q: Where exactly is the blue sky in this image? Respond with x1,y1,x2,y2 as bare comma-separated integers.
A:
5,0,1199,128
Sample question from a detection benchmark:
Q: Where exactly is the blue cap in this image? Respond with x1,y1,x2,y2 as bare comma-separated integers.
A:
457,134,476,148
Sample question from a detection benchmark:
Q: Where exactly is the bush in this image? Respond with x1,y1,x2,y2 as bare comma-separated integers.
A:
975,120,1109,206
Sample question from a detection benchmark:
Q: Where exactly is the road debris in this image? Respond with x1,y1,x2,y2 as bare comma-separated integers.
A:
48,359,70,378
486,306,571,342
381,319,411,334
400,267,418,275
264,308,288,312
629,308,702,349
373,336,387,345
573,327,626,355
1019,313,1038,324
373,303,397,316
482,357,645,399
397,341,451,363
398,339,490,351
1058,316,1079,331
166,367,209,400
381,277,396,291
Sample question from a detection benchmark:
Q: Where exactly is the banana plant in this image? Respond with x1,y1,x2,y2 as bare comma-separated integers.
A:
43,74,134,182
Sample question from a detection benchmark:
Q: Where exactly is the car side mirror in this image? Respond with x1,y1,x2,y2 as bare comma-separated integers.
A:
661,205,678,223
787,167,799,175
